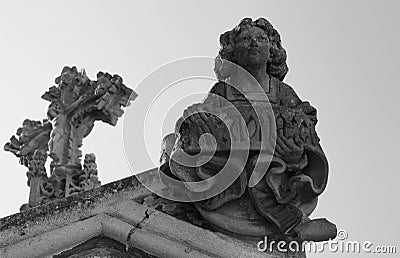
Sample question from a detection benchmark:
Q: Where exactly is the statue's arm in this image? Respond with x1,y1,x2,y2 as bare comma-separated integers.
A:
279,81,318,125
272,81,328,200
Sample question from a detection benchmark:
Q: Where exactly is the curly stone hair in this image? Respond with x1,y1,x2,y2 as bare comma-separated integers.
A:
215,17,288,81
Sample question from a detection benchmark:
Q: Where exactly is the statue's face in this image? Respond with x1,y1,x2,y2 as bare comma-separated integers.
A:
234,26,270,69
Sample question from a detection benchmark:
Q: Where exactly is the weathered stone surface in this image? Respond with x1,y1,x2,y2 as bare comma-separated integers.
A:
0,170,151,235
0,169,297,257
4,66,137,209
53,236,156,258
160,18,336,243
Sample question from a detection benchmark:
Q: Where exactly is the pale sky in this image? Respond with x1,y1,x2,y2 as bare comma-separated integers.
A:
1,1,399,257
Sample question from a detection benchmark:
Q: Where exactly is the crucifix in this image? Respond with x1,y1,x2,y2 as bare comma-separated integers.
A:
5,66,136,210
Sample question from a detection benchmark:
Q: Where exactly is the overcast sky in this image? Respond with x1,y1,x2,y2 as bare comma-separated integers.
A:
1,1,399,257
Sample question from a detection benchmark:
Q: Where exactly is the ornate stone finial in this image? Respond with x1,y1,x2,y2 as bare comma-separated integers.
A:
5,66,137,210
79,153,101,190
159,18,337,243
26,149,48,186
4,119,51,168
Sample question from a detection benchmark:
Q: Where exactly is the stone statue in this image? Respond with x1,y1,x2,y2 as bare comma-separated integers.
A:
159,18,336,242
5,66,136,209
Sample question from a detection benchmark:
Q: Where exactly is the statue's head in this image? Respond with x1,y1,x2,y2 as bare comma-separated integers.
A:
215,18,288,81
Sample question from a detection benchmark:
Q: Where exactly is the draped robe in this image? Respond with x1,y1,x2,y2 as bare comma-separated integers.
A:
160,76,329,236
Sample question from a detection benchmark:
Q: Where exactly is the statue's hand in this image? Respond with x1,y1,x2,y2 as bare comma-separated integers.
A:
183,104,217,135
275,131,304,163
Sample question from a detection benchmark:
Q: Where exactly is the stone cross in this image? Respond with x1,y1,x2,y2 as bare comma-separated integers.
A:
4,66,136,210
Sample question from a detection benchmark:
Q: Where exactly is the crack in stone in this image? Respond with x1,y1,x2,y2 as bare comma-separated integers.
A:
126,209,152,242
126,227,135,242
136,209,151,229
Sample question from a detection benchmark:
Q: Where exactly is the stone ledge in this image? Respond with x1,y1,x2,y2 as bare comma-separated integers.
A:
0,199,284,257
0,169,156,247
0,168,303,257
